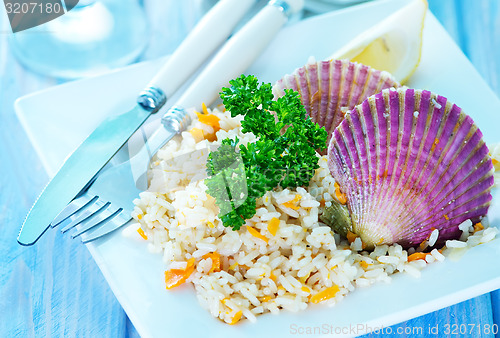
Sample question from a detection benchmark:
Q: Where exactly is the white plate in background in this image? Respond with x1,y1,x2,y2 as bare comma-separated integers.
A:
15,0,500,337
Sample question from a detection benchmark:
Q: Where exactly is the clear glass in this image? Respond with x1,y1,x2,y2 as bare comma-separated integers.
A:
9,0,149,79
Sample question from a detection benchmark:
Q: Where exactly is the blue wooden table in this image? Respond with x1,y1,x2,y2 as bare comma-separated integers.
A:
1,0,499,337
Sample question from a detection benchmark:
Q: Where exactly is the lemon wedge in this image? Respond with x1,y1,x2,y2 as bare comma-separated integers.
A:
329,0,427,84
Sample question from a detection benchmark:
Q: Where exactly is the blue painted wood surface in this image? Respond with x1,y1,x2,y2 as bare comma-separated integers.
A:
0,0,499,337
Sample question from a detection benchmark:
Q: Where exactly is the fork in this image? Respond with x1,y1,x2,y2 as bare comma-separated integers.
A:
49,158,150,244
50,108,191,243
50,159,140,243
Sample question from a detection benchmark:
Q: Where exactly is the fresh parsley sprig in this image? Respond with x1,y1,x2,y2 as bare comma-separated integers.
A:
205,74,327,230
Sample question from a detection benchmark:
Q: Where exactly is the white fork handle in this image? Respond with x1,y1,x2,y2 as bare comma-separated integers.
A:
168,0,303,114
140,0,256,106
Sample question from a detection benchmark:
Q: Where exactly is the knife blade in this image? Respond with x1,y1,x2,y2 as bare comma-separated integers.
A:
18,0,257,245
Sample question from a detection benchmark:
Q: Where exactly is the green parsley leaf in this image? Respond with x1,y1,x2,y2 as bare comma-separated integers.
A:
206,74,327,230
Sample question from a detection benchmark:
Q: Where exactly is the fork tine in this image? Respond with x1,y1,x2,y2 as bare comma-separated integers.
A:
72,207,122,239
61,199,108,233
57,152,142,242
51,195,98,228
81,212,132,243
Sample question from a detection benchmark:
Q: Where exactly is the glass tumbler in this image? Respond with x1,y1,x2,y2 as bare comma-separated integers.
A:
8,0,149,79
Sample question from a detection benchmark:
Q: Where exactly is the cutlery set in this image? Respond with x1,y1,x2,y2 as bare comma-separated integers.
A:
18,0,305,245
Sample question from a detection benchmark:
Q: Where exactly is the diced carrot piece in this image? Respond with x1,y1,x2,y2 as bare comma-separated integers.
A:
189,127,205,142
210,254,220,272
247,226,269,243
267,217,280,236
359,261,369,269
334,182,347,204
204,131,218,142
229,311,243,325
346,231,357,244
282,194,302,210
195,110,221,142
282,201,300,210
310,285,340,304
407,252,429,262
137,228,147,240
164,257,196,289
164,269,187,289
259,296,272,302
473,222,484,233
202,252,221,273
493,157,500,172
196,112,220,130
186,257,195,270
202,102,209,115
301,286,311,293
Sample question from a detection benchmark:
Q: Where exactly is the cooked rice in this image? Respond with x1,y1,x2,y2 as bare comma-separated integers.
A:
130,106,499,324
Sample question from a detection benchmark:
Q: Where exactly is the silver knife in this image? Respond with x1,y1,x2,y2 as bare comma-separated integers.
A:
70,0,306,242
18,0,258,245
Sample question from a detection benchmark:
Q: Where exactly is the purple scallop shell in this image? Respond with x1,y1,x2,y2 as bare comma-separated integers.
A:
273,59,401,148
327,88,494,248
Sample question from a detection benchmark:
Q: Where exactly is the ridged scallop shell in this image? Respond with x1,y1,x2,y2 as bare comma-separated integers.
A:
327,88,494,248
273,59,401,145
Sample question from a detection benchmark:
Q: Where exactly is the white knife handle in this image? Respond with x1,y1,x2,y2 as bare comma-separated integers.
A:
162,0,304,127
137,0,257,112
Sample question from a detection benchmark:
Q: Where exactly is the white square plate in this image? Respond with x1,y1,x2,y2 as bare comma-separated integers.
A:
15,0,500,337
